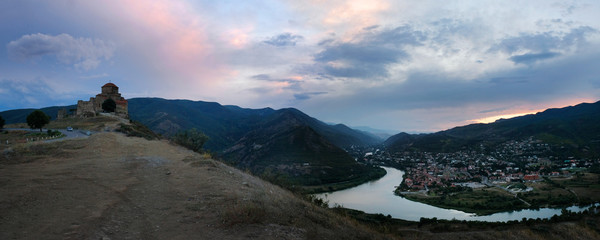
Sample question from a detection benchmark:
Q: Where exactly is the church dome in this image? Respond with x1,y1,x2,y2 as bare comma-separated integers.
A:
102,83,118,88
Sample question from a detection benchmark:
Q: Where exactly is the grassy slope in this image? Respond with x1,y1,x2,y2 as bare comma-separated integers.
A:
0,120,392,240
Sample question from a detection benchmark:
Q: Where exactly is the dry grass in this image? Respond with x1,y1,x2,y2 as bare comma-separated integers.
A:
47,115,125,131
0,129,395,240
5,115,124,131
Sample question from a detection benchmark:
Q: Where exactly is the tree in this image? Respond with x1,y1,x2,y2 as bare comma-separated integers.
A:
102,98,117,112
0,115,5,129
26,110,50,132
172,128,209,152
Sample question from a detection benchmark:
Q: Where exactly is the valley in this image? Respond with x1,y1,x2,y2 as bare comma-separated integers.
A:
1,100,600,239
345,101,600,216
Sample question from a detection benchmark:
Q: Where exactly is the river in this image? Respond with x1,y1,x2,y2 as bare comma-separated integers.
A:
315,166,593,222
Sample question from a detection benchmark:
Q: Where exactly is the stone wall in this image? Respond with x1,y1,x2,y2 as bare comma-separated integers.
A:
76,99,97,117
56,108,67,120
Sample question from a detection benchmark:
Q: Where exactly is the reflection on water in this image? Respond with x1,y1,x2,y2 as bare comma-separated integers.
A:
315,167,592,222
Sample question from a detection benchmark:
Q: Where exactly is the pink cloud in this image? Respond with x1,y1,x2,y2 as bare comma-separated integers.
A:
287,0,391,41
70,0,232,96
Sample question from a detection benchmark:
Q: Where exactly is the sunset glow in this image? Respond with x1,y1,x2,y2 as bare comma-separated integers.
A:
472,111,541,124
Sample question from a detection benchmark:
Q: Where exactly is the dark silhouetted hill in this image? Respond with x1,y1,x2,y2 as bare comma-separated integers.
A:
0,105,76,124
127,98,381,151
385,101,600,157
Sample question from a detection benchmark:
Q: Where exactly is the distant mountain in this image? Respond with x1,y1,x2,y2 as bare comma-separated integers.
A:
351,126,394,140
0,105,76,124
385,101,600,158
222,114,381,187
127,98,381,151
127,98,385,188
128,98,272,150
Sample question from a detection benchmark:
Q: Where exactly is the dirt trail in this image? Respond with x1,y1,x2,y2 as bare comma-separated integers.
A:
0,132,390,240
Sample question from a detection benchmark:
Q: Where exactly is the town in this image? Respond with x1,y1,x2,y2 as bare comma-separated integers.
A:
347,136,600,192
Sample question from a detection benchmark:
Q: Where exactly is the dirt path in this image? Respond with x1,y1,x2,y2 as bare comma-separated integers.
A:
0,132,390,240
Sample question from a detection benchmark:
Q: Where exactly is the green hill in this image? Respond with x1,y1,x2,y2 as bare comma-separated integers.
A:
127,98,382,151
222,109,385,192
0,105,76,124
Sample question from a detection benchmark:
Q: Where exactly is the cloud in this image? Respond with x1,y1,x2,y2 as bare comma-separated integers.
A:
363,25,380,31
299,45,600,131
6,33,115,70
250,74,299,82
79,73,109,79
250,74,303,91
0,78,62,110
293,91,327,101
509,52,561,64
478,106,511,114
491,26,597,54
311,26,425,79
263,33,304,47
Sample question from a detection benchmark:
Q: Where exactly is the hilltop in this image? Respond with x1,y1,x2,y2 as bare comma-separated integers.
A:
0,117,389,240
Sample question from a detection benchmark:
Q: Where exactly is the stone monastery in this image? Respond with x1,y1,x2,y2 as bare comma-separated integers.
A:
76,82,128,118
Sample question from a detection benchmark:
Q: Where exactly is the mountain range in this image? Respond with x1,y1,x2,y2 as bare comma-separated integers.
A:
3,99,599,187
0,98,385,190
126,98,384,189
126,98,382,151
384,100,600,158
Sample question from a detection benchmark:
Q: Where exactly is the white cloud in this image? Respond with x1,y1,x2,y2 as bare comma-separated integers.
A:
6,33,115,70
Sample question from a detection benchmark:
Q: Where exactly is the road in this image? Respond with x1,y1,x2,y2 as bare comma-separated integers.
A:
3,128,92,142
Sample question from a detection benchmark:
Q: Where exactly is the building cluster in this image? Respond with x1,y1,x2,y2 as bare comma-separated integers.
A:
348,137,599,192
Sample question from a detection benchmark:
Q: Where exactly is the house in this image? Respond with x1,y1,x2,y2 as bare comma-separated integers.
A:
524,174,540,181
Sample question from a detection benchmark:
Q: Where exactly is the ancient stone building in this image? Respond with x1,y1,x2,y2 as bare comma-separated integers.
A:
56,108,68,119
76,82,129,118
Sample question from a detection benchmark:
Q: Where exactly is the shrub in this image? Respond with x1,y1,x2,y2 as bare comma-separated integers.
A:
117,121,160,140
171,128,209,153
46,130,61,137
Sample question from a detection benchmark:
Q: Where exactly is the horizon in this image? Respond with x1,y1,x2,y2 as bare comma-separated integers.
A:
1,1,599,132
2,95,596,135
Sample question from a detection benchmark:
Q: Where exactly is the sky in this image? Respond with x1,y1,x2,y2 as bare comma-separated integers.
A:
1,0,599,133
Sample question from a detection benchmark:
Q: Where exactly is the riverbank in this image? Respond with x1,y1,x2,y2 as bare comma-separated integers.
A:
316,167,600,222
299,166,387,194
395,173,600,216
330,206,600,240
397,187,529,216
